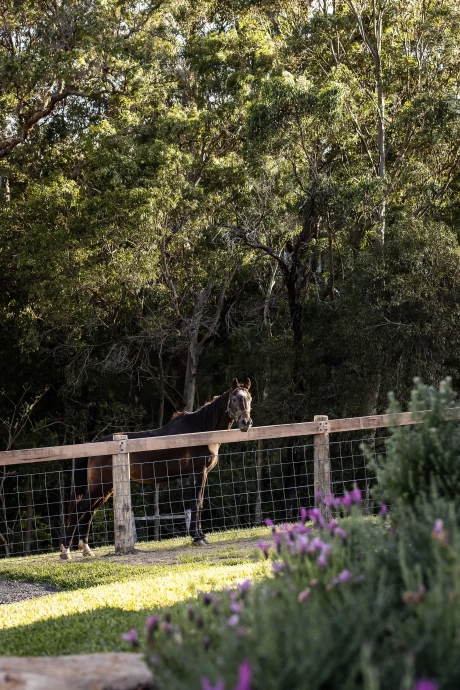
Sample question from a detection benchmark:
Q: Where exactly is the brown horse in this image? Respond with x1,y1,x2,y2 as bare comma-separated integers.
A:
60,379,253,559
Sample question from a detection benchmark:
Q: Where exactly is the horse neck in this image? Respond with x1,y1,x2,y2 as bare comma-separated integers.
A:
216,392,234,431
205,390,234,432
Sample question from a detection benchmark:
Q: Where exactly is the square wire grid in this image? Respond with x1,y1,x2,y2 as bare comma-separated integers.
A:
0,433,388,558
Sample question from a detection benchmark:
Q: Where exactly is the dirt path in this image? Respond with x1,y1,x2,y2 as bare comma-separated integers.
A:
0,581,59,605
102,534,264,566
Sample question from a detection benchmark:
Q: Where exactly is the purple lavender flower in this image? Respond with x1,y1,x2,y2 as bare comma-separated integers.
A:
327,520,338,533
414,680,438,690
322,494,335,506
300,506,308,524
145,615,160,635
432,519,448,545
298,587,311,602
234,660,252,690
296,534,310,555
264,517,274,527
317,552,327,568
237,579,251,592
433,519,444,534
350,487,362,503
309,536,322,551
309,507,325,528
334,527,347,544
230,602,242,614
272,561,285,575
297,523,311,535
258,541,270,559
227,614,240,627
201,677,225,690
380,503,388,516
337,569,352,583
342,493,352,507
120,628,138,646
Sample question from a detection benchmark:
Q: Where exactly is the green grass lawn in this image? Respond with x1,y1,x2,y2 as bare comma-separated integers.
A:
0,527,272,657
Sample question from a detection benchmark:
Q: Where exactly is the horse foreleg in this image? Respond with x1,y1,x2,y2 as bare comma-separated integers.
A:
190,469,209,546
60,489,103,560
60,496,82,560
76,495,105,558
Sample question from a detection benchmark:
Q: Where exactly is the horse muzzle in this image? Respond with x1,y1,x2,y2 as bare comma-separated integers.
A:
238,417,253,432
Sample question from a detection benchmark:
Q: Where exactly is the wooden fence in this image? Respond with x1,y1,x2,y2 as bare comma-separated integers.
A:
1,409,459,555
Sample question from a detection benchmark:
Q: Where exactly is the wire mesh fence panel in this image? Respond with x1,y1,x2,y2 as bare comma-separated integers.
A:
329,432,389,514
0,432,389,559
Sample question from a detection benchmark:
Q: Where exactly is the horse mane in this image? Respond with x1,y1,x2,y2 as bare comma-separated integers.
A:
171,392,229,429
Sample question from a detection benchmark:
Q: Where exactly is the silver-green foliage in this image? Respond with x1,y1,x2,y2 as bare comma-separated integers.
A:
375,379,460,509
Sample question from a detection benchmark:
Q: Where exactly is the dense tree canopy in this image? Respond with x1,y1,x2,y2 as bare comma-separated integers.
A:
1,0,460,456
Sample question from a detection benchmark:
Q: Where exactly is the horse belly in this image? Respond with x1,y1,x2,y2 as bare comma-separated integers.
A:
129,449,193,483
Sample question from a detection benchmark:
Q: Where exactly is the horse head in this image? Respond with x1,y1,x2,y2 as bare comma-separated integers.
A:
228,378,253,432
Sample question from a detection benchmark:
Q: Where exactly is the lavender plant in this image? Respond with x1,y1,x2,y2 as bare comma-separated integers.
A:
119,492,460,690
120,381,460,689
373,378,460,512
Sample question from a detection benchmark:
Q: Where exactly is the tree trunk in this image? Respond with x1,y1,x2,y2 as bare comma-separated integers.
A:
375,51,386,250
183,342,200,412
157,351,166,427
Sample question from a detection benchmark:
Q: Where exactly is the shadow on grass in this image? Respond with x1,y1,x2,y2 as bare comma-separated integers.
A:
0,578,252,658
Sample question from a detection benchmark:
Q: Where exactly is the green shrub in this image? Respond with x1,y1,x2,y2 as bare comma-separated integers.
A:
374,378,460,511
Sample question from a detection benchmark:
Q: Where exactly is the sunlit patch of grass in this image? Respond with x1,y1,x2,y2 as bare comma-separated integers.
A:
0,526,272,656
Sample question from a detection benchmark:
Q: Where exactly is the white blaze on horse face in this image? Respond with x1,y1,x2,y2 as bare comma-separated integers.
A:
232,389,252,430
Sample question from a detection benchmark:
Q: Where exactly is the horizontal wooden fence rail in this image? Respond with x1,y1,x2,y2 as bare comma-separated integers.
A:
2,408,460,557
2,409,460,467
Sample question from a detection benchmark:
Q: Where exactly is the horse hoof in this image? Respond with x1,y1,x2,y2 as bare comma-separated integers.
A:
201,537,210,545
192,539,206,547
60,546,72,561
79,540,95,558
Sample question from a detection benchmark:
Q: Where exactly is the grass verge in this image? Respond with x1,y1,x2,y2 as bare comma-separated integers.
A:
0,527,271,656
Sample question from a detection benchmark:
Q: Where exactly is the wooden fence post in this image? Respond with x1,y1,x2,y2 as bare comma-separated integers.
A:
112,434,135,555
314,415,332,519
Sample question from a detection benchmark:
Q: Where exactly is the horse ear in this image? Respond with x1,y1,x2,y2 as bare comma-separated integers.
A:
232,378,239,390
244,378,251,390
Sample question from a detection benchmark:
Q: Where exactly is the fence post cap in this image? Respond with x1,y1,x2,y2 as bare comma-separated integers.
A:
113,433,128,453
